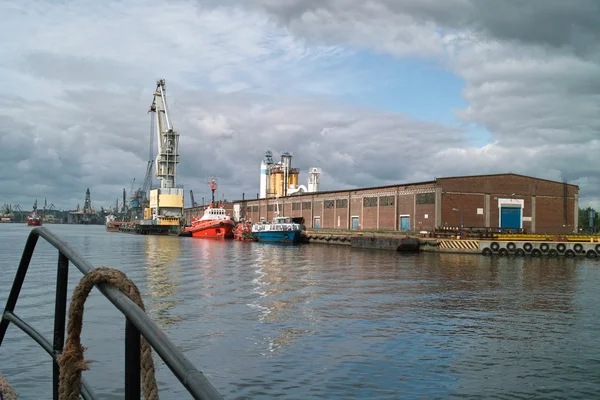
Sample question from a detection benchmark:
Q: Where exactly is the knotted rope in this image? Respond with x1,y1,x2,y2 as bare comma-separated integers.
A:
0,372,17,400
57,267,159,400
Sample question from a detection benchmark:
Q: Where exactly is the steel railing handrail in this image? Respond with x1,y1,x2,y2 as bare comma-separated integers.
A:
0,227,223,400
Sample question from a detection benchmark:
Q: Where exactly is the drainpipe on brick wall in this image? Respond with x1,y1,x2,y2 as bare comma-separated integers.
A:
574,193,579,233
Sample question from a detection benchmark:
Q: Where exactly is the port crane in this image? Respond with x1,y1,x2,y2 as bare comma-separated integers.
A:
190,190,198,207
129,97,157,220
144,79,184,226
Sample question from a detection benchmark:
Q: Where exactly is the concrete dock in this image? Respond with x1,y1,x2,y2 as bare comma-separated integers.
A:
304,230,600,258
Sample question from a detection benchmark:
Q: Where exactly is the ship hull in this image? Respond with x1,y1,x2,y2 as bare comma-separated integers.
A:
252,230,303,243
27,219,42,226
185,220,235,239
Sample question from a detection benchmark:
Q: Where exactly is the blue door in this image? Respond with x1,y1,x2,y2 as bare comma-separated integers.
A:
313,217,321,229
400,216,410,231
500,206,521,228
351,217,359,229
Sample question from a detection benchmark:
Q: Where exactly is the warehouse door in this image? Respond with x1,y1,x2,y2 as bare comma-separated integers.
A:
500,206,521,229
400,216,410,232
351,216,359,229
313,217,321,229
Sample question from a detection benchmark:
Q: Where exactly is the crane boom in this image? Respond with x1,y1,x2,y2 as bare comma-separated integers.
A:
150,79,179,189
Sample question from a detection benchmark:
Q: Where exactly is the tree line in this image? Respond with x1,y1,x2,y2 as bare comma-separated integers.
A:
579,207,599,233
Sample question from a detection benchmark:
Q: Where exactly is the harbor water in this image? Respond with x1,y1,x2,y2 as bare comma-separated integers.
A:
0,224,599,399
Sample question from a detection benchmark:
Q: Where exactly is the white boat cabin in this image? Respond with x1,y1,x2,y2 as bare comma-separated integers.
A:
252,216,305,233
198,207,232,221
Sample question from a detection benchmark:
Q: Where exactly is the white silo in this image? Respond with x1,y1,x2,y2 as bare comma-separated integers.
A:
259,160,268,199
307,167,321,193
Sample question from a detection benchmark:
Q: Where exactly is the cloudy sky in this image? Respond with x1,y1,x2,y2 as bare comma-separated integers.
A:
1,0,599,211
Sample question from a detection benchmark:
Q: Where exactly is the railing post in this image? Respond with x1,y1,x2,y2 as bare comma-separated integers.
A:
53,252,69,400
125,319,141,399
0,233,40,345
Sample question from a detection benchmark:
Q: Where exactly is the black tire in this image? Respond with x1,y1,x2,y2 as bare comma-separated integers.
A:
482,248,492,256
586,250,597,258
515,248,525,257
540,243,550,252
565,249,576,258
523,243,533,252
531,249,542,257
557,243,566,253
507,242,516,252
499,248,509,257
490,242,500,251
548,249,559,257
595,244,600,253
574,243,584,253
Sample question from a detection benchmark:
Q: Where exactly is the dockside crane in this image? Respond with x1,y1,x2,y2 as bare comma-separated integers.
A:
190,190,198,207
144,79,183,227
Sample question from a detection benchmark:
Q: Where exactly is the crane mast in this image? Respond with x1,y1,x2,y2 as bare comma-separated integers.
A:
145,79,184,229
150,79,179,189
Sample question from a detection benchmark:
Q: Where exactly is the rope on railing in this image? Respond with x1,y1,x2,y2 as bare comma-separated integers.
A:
0,372,17,400
57,267,159,400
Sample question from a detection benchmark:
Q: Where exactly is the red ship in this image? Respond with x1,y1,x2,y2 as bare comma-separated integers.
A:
27,200,42,226
184,178,234,239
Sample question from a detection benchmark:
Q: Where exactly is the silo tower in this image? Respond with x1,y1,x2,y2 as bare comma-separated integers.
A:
308,167,321,193
259,150,274,199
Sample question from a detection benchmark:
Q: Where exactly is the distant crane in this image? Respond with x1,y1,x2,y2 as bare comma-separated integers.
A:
129,95,157,220
83,188,92,214
121,188,127,213
190,190,198,207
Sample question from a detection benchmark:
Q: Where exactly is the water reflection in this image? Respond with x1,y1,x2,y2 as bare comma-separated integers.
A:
144,235,185,330
249,245,320,356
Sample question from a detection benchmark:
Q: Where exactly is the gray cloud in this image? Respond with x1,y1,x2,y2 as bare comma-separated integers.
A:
1,0,599,212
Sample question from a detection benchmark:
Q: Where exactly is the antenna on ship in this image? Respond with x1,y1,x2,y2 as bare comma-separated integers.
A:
207,176,217,207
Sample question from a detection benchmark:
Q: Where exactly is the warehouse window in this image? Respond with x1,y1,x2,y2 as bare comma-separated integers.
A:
336,199,348,208
324,200,334,209
302,202,312,210
363,197,378,207
268,205,274,211
292,202,301,210
252,206,259,212
416,193,435,205
379,195,395,207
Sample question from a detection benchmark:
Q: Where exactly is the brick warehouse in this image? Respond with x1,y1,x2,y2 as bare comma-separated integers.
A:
183,174,580,234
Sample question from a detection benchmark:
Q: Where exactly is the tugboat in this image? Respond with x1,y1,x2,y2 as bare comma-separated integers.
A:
27,200,42,227
233,220,256,241
184,178,235,239
251,199,305,243
105,215,124,232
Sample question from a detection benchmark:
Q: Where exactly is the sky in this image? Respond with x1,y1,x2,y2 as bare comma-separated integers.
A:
1,0,599,211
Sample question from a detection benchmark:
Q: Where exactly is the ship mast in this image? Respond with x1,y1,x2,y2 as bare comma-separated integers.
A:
208,177,217,207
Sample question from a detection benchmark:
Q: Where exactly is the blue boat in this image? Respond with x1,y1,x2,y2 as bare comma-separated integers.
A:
251,216,306,243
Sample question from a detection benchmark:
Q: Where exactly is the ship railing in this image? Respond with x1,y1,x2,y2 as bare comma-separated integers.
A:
0,227,223,400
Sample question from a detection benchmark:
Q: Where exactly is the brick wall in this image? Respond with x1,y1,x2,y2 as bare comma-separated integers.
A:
415,204,435,230
441,193,485,228
439,174,579,233
350,198,362,229
438,174,577,197
535,197,576,233
378,204,395,230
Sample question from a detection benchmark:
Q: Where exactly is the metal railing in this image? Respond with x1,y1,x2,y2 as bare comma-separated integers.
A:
0,227,223,400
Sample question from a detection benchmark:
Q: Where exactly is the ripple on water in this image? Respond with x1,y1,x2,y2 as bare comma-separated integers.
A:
1,226,600,399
